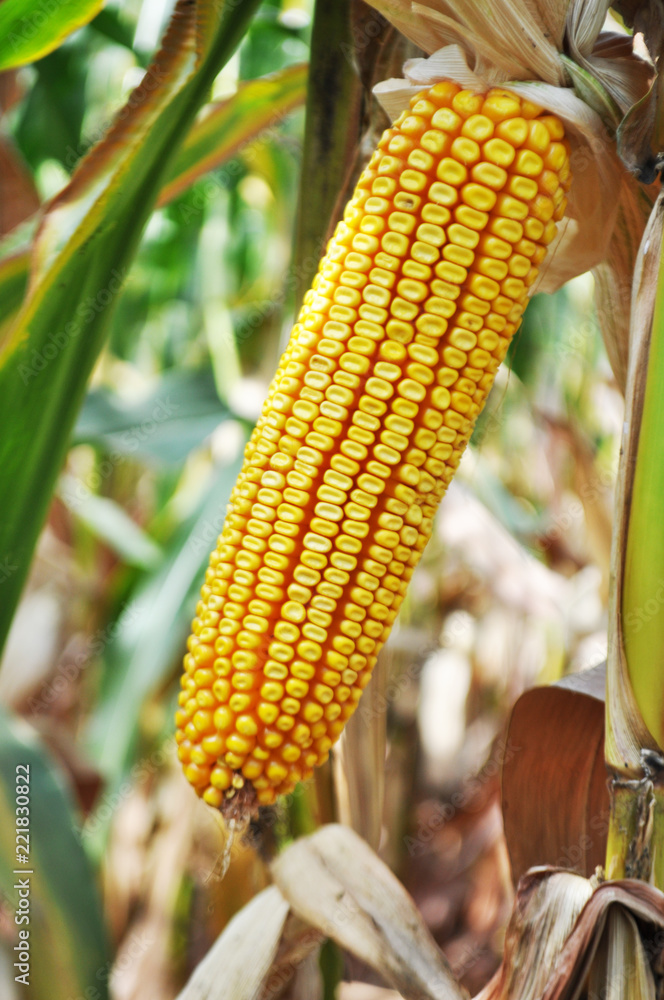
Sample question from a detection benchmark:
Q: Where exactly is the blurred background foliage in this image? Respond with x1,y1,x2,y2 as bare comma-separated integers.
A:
0,1,622,997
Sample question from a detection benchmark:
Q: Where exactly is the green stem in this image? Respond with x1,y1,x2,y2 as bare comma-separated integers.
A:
652,785,664,890
622,224,664,751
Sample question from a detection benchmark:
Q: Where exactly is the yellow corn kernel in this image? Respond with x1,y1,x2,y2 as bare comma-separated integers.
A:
176,81,571,812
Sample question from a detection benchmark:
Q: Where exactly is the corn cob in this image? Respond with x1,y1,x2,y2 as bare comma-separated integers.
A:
175,82,571,812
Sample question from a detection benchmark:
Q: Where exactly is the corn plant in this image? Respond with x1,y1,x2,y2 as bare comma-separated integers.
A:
3,0,664,998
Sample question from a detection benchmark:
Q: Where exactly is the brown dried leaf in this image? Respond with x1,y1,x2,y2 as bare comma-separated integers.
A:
501,665,609,882
617,77,659,180
613,0,664,64
592,173,656,393
540,878,664,1000
365,0,566,84
272,824,466,1000
476,868,593,1000
334,657,387,850
586,907,656,1000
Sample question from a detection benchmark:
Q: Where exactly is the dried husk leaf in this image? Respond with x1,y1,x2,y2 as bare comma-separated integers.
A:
373,46,623,295
587,907,656,1000
617,78,659,180
367,1,653,390
272,823,466,1000
175,885,292,1000
502,665,609,882
333,658,387,851
592,174,656,393
605,191,664,777
539,879,664,1000
572,32,653,116
475,868,664,1000
366,0,566,84
476,868,594,1000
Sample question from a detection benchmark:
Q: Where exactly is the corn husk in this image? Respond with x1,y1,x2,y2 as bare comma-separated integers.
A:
366,0,655,391
272,824,465,1000
479,869,664,1000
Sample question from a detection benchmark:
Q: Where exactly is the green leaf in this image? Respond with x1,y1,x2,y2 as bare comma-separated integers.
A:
293,0,361,304
158,63,308,206
86,453,244,795
59,475,163,569
73,367,231,465
0,0,105,71
0,247,30,328
0,216,36,328
0,710,110,1000
0,0,261,656
0,64,303,332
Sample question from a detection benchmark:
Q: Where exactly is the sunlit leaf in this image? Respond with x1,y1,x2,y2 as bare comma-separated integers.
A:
620,195,664,754
158,63,308,207
0,0,105,71
0,64,302,332
0,0,261,656
0,710,110,1000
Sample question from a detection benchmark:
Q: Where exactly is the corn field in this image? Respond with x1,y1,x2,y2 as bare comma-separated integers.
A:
1,0,664,998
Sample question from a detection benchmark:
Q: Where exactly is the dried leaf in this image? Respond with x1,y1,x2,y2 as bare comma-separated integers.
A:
502,666,609,882
372,45,625,297
480,870,664,1000
175,886,290,1000
334,658,387,851
587,908,656,1000
272,824,466,1000
540,879,664,1000
617,78,659,181
367,3,652,389
365,0,565,85
476,868,593,1000
613,0,664,65
592,174,656,393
